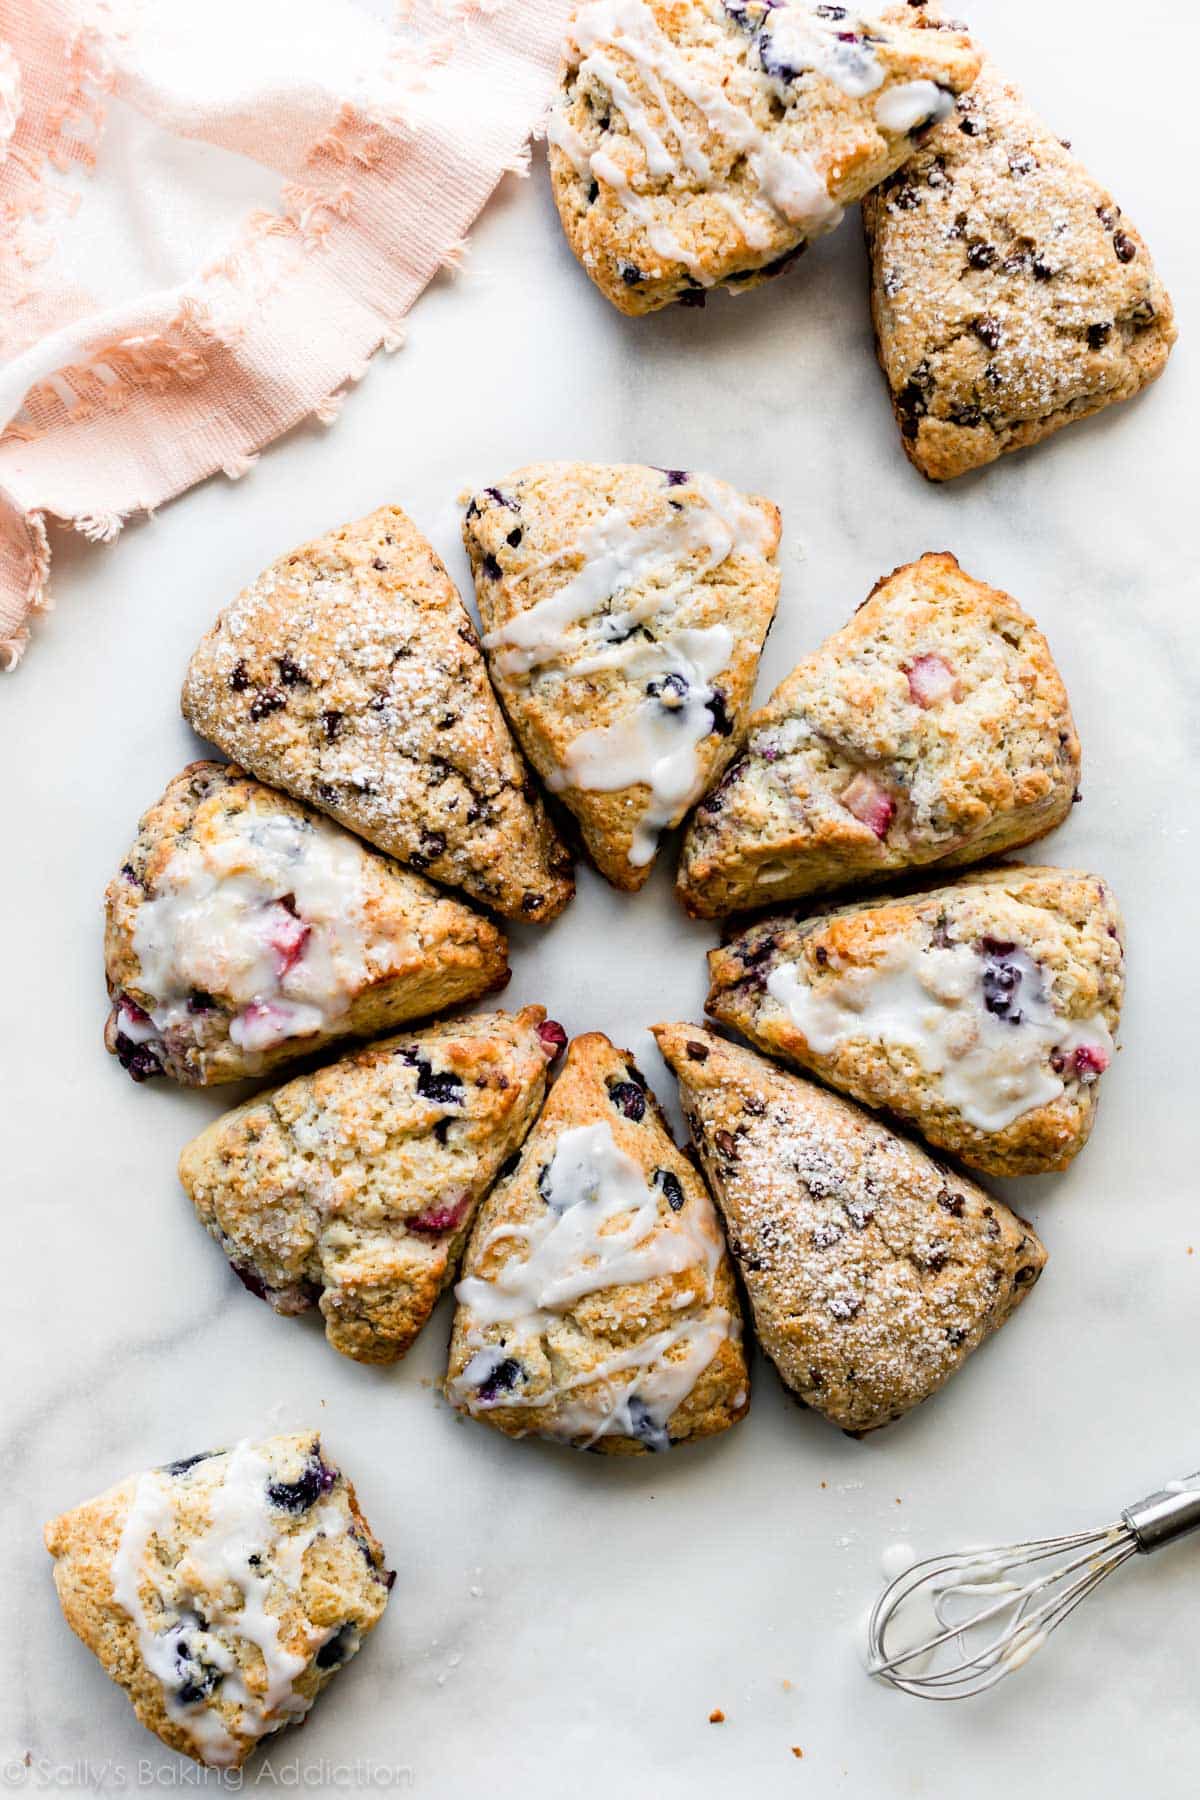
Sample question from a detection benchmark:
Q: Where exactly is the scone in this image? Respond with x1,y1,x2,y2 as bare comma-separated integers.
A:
464,463,781,889
863,61,1176,480
676,552,1079,916
707,866,1124,1177
549,0,980,315
44,1435,391,1768
180,506,574,922
177,1007,559,1364
446,1032,748,1452
653,1024,1047,1433
104,762,510,1086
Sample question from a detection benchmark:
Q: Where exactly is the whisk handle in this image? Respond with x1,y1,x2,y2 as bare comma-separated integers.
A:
1124,1473,1200,1552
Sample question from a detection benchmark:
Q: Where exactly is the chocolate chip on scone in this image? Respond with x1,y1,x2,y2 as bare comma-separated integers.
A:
549,0,980,316
446,1031,748,1452
863,60,1177,480
653,1023,1047,1433
180,506,574,922
676,552,1079,917
707,865,1124,1177
44,1435,391,1768
104,762,511,1086
177,1007,558,1363
464,463,780,890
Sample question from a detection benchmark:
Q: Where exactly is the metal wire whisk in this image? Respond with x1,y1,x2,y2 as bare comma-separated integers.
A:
867,1471,1200,1699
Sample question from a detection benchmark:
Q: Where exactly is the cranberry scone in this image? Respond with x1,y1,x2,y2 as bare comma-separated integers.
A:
549,0,980,315
464,463,780,889
707,866,1124,1177
177,1007,559,1364
446,1032,748,1452
181,506,573,922
104,762,510,1086
44,1435,391,1769
676,552,1079,917
863,62,1177,480
653,1024,1047,1432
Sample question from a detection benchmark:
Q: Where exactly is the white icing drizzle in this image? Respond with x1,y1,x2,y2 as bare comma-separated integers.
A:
873,78,954,135
753,5,886,99
766,939,1115,1133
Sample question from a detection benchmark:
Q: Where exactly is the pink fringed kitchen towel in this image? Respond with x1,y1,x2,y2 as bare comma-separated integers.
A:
0,0,573,667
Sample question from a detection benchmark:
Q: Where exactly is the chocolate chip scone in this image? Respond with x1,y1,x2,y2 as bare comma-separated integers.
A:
181,506,574,922
653,1024,1047,1432
446,1032,747,1452
707,865,1124,1177
104,762,511,1087
44,1435,391,1769
464,463,780,889
863,61,1177,480
676,552,1079,917
549,0,980,315
177,1007,559,1364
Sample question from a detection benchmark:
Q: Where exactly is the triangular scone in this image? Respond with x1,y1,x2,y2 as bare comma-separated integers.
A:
863,62,1176,480
104,762,511,1086
708,866,1124,1177
181,506,574,922
653,1024,1046,1433
549,0,979,316
676,552,1079,917
446,1032,748,1453
44,1435,391,1769
178,1007,559,1364
464,463,781,890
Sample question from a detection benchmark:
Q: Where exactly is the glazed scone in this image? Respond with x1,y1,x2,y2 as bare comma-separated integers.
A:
44,1435,391,1769
181,506,574,922
653,1024,1047,1432
676,553,1079,916
446,1032,748,1452
863,62,1176,480
464,463,780,889
707,866,1124,1177
178,1007,559,1364
549,0,980,315
104,762,510,1086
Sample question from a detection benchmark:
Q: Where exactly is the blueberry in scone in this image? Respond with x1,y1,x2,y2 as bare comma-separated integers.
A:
177,1007,559,1363
653,1023,1047,1433
707,865,1124,1177
104,762,511,1086
44,1435,391,1768
446,1031,748,1452
863,60,1177,480
180,506,574,922
464,463,781,890
549,0,980,315
676,552,1079,917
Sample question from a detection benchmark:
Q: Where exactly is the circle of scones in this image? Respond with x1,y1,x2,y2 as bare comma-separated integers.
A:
180,505,574,922
548,0,980,315
43,1435,392,1769
863,61,1177,480
676,551,1080,917
177,1007,556,1364
104,761,511,1086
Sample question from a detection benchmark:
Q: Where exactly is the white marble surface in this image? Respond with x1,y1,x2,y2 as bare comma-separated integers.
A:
4,1,1198,1793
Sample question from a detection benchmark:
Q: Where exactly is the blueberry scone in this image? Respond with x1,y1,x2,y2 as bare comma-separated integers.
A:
707,866,1124,1177
446,1032,748,1452
549,0,980,315
104,763,511,1086
653,1024,1046,1432
676,552,1079,917
177,1007,559,1364
863,62,1177,480
181,506,574,922
464,463,780,889
44,1435,391,1768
